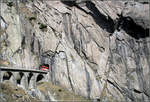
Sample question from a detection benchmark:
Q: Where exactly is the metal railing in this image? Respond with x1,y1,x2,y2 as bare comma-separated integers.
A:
0,66,48,74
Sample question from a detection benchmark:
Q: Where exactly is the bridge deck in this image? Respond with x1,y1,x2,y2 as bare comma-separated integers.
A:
0,67,48,74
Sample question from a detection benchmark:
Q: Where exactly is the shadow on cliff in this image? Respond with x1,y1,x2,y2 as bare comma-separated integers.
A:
117,17,149,39
61,0,76,7
61,1,149,39
86,1,115,33
61,1,115,33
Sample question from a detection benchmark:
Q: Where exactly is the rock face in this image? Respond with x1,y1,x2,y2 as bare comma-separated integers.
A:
0,0,149,102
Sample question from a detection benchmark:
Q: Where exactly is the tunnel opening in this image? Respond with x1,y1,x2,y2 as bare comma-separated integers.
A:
16,72,24,85
117,16,149,39
36,74,44,83
3,72,13,81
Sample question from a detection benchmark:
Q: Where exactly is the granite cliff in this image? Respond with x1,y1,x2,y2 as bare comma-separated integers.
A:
0,0,149,102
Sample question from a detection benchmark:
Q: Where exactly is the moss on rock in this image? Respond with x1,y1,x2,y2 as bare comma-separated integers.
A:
37,82,92,101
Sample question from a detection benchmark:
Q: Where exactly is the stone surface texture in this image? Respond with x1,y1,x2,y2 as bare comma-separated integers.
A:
0,0,149,102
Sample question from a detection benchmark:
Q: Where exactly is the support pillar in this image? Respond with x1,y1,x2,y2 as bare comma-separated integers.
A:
28,73,37,90
13,72,19,86
22,72,28,90
0,71,5,82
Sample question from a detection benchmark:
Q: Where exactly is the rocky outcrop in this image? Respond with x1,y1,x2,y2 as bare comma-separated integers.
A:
0,81,39,102
121,1,149,29
0,0,149,102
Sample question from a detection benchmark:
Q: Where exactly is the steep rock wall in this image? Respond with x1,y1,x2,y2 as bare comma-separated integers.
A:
0,0,149,102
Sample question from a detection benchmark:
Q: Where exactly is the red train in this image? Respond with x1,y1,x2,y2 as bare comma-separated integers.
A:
40,64,49,71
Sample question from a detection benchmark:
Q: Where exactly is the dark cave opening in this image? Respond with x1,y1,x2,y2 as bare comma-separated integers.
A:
117,16,149,39
41,64,49,67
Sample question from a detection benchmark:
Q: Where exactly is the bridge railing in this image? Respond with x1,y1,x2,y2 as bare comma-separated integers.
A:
0,66,48,74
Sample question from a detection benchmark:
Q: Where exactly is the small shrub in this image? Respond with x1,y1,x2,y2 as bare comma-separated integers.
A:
29,17,36,21
96,98,100,102
39,23,47,30
96,75,101,81
99,47,105,53
58,89,62,92
7,2,13,7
